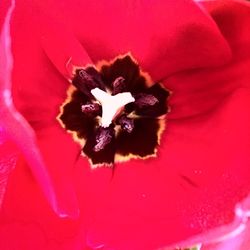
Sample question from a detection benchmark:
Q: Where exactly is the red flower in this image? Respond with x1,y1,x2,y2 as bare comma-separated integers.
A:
0,0,250,249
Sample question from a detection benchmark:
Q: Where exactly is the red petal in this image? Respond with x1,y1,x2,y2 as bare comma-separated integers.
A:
167,0,250,120
87,85,250,250
74,0,232,79
2,0,250,249
0,147,113,250
0,0,80,218
29,0,231,80
0,0,16,209
7,0,93,217
86,1,250,249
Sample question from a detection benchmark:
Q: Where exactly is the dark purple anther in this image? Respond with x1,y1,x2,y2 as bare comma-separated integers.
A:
117,115,134,133
135,93,159,108
85,67,105,89
81,103,101,116
78,69,99,91
93,127,114,152
112,76,126,95
79,69,93,82
72,69,102,98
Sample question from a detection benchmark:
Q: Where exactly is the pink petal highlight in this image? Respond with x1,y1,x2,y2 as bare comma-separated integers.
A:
0,0,17,211
0,0,78,218
164,195,250,250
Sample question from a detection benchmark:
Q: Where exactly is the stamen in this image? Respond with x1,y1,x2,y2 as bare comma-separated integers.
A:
117,115,134,133
93,126,114,152
73,69,102,98
91,88,135,128
59,54,170,166
81,103,101,116
112,76,126,95
79,69,93,83
135,93,159,108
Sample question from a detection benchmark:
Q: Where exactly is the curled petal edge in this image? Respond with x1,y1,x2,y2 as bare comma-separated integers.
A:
160,194,250,250
0,0,78,218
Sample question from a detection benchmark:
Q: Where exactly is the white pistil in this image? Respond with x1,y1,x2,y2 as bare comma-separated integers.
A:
91,88,135,127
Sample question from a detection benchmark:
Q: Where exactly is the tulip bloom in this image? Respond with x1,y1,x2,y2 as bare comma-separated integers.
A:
0,0,250,250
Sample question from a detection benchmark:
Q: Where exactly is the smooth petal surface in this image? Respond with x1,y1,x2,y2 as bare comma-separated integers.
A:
27,0,232,79
167,0,250,120
67,0,232,79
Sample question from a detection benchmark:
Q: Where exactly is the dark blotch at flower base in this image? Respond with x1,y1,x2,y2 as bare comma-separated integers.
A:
58,54,170,167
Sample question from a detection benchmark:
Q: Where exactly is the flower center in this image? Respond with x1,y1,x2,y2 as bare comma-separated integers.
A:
58,54,170,167
90,87,135,128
